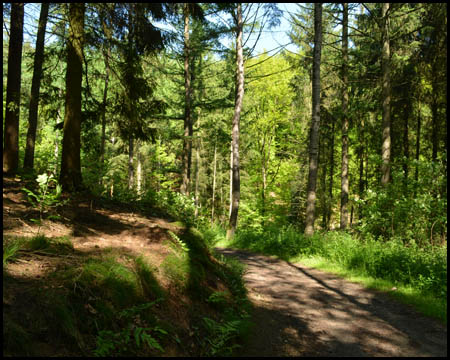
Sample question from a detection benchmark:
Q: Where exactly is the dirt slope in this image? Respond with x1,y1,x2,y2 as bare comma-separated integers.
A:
215,247,447,357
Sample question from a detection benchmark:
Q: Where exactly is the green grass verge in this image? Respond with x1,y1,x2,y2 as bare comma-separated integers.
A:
208,225,447,325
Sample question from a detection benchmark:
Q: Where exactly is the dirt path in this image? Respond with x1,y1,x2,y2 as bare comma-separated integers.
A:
214,247,447,357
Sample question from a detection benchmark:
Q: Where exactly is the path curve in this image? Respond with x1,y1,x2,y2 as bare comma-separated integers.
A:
215,247,447,357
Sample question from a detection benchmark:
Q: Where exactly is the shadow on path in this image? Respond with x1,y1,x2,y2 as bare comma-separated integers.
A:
215,247,447,357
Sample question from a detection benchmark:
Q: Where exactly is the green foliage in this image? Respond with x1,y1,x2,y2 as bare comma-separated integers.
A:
21,172,67,226
94,300,167,357
3,236,25,266
227,226,447,300
201,316,244,356
356,161,447,246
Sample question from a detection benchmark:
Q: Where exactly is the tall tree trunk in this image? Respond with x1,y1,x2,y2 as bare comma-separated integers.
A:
24,3,49,170
340,2,349,230
211,138,217,224
60,3,85,191
136,140,142,196
328,114,335,228
227,3,244,239
128,135,134,190
414,100,421,198
181,3,193,195
229,140,233,218
358,113,365,220
381,3,391,186
3,3,24,175
403,102,410,188
304,3,322,236
100,47,110,166
194,127,201,218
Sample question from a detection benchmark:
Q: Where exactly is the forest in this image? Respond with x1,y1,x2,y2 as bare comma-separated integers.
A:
3,3,447,357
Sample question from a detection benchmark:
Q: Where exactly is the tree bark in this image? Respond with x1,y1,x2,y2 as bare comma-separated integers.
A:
304,3,322,236
60,3,85,191
181,3,193,196
24,3,49,170
340,3,349,230
3,3,24,175
128,135,134,190
381,3,391,186
414,99,421,197
328,114,335,228
211,138,217,224
227,3,244,239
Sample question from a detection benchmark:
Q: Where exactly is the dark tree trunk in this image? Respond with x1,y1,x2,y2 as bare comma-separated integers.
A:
381,3,391,186
227,3,244,239
340,2,349,230
403,102,410,187
305,3,322,236
3,3,24,175
24,3,49,170
181,3,193,196
60,3,85,191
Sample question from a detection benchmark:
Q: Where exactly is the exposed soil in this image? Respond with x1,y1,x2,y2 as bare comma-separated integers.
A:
215,247,447,357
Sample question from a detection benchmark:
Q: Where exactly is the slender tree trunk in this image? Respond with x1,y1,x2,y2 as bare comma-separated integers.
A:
194,129,201,218
136,140,142,196
128,135,134,190
229,140,233,218
340,3,349,230
414,99,421,197
60,3,85,191
381,3,391,186
100,48,110,166
181,3,193,195
227,3,244,239
211,138,217,224
403,102,410,188
358,113,365,220
3,3,24,175
24,3,49,170
328,115,335,228
304,3,322,236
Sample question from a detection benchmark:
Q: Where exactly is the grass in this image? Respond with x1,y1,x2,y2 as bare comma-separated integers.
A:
209,224,447,324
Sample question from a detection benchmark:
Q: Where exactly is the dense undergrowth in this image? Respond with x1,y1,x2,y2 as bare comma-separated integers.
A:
208,224,447,324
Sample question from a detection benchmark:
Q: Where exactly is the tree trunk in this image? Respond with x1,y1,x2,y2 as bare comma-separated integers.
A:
194,129,201,218
381,3,391,186
100,48,110,166
24,3,49,170
211,138,217,224
136,140,142,197
414,99,421,197
227,3,244,239
304,3,322,236
3,3,24,175
403,102,410,187
358,113,365,220
60,3,85,191
128,135,134,190
340,2,349,230
328,114,335,228
181,3,193,196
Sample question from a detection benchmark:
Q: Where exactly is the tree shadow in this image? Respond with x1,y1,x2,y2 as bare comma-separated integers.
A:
215,247,447,357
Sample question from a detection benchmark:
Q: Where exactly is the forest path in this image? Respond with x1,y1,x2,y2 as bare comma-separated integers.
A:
214,247,447,357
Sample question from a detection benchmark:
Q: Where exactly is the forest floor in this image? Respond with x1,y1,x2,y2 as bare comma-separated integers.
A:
215,247,447,357
3,175,447,356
